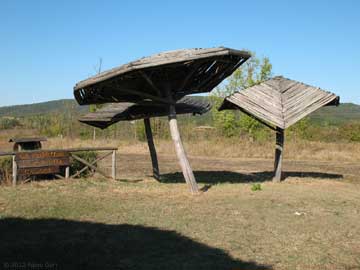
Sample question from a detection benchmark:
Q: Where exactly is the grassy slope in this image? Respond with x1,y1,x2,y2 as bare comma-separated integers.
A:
310,103,360,125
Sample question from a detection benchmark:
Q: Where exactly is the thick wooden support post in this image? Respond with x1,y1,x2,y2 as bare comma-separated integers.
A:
168,104,199,194
144,118,160,180
65,166,70,179
273,127,284,182
112,150,116,180
12,155,17,186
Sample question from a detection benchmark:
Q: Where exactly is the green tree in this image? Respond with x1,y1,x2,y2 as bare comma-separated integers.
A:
0,118,21,129
211,53,272,139
287,117,312,140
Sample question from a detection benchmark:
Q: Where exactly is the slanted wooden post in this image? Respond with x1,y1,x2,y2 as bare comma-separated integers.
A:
168,103,199,194
112,150,116,180
12,155,17,186
143,118,160,180
273,127,284,182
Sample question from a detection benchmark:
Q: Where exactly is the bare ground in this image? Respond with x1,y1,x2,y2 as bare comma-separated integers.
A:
105,151,360,184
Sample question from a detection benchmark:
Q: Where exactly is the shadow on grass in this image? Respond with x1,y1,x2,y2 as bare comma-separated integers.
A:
0,218,271,270
160,171,343,184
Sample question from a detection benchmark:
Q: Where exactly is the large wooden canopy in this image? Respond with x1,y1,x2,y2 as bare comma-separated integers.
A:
219,76,340,129
219,76,340,182
74,47,250,105
79,96,211,129
74,47,250,194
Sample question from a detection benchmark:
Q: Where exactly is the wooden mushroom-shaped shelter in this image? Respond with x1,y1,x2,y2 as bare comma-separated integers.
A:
79,96,211,182
219,76,340,181
74,47,250,193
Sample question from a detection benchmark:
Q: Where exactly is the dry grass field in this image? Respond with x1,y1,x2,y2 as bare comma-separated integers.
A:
0,137,360,269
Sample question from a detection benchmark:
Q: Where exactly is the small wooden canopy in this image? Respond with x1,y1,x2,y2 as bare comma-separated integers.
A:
78,97,211,129
9,137,47,143
9,137,47,152
219,76,340,129
74,47,250,105
219,76,340,182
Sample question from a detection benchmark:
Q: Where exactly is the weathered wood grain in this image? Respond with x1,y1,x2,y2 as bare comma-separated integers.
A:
144,118,160,181
168,104,199,194
220,76,339,182
18,166,60,176
219,76,339,129
78,96,212,129
73,47,250,105
273,127,284,182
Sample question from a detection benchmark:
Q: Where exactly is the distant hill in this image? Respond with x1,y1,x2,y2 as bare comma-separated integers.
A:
0,99,88,117
309,103,360,125
0,99,359,126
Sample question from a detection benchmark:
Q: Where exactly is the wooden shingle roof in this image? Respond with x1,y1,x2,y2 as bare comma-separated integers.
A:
9,137,47,143
219,76,339,129
79,96,211,129
74,47,250,105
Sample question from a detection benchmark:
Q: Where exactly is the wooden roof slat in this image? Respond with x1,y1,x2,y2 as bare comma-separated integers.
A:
73,47,251,105
78,96,212,129
9,137,47,143
219,76,339,129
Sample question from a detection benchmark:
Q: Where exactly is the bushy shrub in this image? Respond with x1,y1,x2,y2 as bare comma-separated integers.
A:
251,183,262,191
287,118,312,140
211,96,238,138
0,118,21,129
135,120,146,141
70,151,98,178
0,157,12,185
238,114,270,141
341,123,360,142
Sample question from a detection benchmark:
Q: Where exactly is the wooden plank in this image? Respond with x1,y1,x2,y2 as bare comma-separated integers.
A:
65,147,118,152
139,70,162,97
70,151,112,178
0,147,118,157
74,47,251,90
15,151,69,161
220,76,339,130
16,157,70,169
71,153,109,179
107,83,174,105
18,166,60,176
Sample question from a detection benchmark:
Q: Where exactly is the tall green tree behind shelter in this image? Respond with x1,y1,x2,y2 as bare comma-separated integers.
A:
211,53,272,138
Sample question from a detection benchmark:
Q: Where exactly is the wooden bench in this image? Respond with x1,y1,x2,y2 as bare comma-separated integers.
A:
0,147,117,186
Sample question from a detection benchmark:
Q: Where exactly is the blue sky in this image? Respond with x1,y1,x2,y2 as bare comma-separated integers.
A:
0,0,359,106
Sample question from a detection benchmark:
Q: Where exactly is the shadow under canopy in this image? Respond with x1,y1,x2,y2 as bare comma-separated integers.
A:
219,76,340,182
74,47,251,194
0,217,271,270
160,170,343,184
